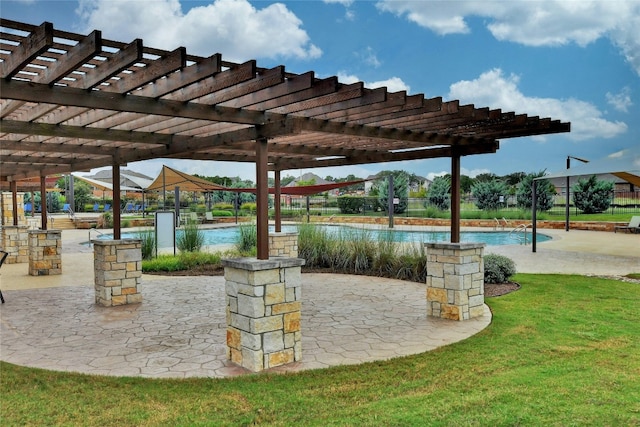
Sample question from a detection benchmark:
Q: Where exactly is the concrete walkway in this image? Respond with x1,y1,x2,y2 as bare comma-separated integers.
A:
1,225,637,378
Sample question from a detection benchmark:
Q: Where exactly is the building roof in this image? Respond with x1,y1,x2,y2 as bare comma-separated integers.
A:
0,19,570,188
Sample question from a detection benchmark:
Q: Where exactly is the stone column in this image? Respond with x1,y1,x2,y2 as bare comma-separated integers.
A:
425,242,485,321
223,257,305,372
28,230,62,275
1,225,29,264
93,239,142,307
268,232,298,258
1,192,25,226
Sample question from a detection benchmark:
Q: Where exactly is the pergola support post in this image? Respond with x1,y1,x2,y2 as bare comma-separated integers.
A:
451,153,461,243
11,180,18,226
40,175,47,230
256,137,269,260
113,164,121,240
274,170,282,233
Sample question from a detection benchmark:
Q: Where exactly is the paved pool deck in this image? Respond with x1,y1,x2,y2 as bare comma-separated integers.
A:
0,224,637,378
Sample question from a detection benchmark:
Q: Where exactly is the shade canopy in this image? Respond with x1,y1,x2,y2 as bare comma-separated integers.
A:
146,165,226,192
72,172,143,193
539,147,640,187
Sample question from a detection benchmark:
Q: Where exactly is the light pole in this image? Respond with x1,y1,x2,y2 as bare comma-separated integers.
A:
565,155,589,231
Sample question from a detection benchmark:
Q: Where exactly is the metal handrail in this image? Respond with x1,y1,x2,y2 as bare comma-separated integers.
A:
509,223,533,245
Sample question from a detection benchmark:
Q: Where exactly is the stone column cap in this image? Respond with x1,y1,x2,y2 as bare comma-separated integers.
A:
28,229,62,234
91,238,142,246
425,242,485,250
222,257,305,270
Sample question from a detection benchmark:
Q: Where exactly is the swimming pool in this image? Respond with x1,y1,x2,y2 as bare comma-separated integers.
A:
103,225,551,247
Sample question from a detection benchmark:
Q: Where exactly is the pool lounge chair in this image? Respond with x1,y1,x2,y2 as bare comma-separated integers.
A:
614,216,640,233
204,212,216,223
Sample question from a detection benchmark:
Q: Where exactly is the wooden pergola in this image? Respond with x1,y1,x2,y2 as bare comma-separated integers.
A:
0,19,570,259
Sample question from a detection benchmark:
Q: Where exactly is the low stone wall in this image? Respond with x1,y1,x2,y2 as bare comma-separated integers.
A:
223,257,305,372
425,242,485,321
311,216,624,232
268,232,298,258
1,225,29,264
93,239,142,307
28,230,62,276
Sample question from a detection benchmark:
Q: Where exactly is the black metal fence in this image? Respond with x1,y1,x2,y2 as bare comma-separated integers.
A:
280,191,640,217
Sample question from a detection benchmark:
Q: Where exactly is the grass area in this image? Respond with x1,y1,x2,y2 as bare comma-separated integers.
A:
2,274,639,425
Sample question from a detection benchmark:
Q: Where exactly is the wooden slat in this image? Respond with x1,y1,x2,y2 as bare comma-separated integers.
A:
134,53,222,97
0,21,53,78
109,47,187,94
35,30,101,85
80,38,143,89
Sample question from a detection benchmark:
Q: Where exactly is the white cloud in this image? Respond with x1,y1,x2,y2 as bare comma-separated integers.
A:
359,47,381,68
376,0,640,76
606,87,633,113
77,0,321,62
448,68,627,141
337,72,410,92
323,0,354,5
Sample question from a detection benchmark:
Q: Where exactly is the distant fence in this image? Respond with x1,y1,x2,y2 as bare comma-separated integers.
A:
279,191,640,216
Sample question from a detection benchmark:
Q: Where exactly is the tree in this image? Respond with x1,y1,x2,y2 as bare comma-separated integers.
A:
460,174,474,194
72,180,93,211
572,175,614,214
375,172,408,214
426,176,451,211
471,179,508,211
474,173,498,183
516,171,555,211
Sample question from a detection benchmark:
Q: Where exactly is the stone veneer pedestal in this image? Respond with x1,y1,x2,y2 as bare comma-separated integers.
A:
425,242,485,321
268,232,298,258
28,230,62,275
93,239,142,307
223,257,305,372
2,225,29,264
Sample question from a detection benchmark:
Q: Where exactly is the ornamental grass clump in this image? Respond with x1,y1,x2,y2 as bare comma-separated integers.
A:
484,253,517,284
177,221,205,253
136,228,156,260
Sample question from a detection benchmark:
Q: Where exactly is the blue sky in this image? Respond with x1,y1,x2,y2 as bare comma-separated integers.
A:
2,0,639,182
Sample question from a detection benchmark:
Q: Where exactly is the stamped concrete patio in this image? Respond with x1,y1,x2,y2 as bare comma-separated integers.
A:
2,225,637,378
0,226,494,378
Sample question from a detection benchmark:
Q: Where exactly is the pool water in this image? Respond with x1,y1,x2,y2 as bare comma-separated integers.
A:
106,225,551,247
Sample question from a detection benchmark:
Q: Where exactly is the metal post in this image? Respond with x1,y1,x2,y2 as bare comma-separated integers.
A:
532,180,537,253
174,186,180,227
565,156,570,232
388,174,394,228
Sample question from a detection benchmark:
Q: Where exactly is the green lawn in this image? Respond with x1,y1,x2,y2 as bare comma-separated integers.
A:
1,274,639,426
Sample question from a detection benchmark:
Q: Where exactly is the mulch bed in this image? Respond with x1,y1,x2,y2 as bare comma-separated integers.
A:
146,266,522,297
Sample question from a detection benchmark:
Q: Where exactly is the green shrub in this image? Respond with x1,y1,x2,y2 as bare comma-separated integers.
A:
472,179,508,211
213,202,234,210
337,196,364,214
484,254,517,284
211,210,233,217
572,175,614,214
426,176,451,211
240,202,257,213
